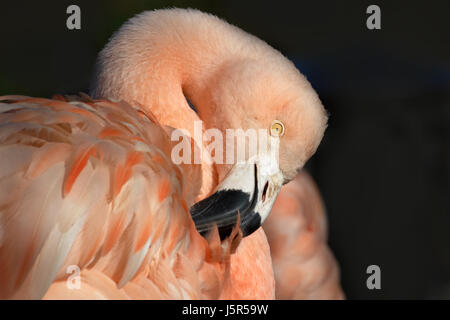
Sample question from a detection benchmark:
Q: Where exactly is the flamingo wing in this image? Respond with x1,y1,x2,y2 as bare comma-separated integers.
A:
0,95,197,299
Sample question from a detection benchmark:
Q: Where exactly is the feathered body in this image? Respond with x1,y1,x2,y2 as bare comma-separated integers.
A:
0,95,274,299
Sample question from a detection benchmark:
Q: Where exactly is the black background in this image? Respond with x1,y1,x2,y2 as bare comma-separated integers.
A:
0,0,449,299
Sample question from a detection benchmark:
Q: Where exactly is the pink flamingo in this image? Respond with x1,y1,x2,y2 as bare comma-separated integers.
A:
0,8,342,299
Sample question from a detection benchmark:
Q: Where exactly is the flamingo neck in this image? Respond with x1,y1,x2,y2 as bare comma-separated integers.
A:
89,11,246,200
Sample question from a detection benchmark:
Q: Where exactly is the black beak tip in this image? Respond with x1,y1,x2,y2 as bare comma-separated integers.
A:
189,189,262,241
239,213,261,238
190,163,262,241
194,211,262,241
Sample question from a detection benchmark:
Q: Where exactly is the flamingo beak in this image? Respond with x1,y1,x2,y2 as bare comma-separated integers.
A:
189,150,284,240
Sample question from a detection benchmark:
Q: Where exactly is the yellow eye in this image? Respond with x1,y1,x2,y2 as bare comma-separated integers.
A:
270,120,285,137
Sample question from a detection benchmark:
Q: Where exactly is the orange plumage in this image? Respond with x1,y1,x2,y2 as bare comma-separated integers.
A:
0,8,343,300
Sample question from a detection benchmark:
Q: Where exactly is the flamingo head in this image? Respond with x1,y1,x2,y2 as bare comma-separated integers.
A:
189,54,328,240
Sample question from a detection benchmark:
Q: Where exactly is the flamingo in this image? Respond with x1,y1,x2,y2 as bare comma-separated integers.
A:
0,8,343,299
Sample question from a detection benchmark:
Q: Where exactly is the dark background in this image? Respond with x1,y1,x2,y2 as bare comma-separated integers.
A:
0,0,449,299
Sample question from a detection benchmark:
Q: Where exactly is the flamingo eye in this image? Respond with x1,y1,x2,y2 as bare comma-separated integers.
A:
270,120,285,137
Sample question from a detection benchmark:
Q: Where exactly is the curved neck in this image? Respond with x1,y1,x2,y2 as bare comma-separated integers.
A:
90,10,255,199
